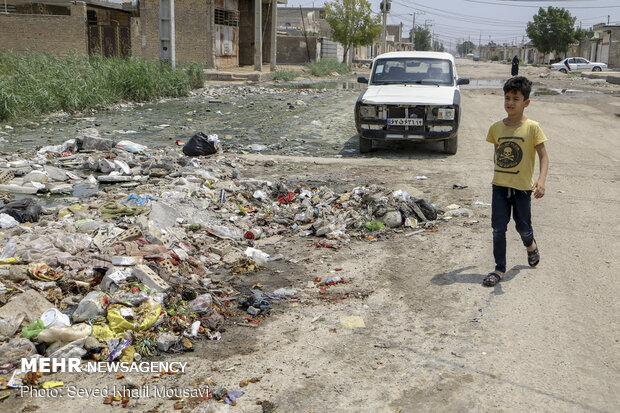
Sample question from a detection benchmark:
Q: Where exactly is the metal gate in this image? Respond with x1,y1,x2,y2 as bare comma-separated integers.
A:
600,32,611,64
215,0,239,67
320,38,343,62
88,25,130,58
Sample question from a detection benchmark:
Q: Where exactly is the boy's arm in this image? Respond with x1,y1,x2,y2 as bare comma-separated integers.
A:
533,142,549,199
493,144,498,164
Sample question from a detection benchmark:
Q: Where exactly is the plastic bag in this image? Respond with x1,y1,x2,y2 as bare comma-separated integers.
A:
188,294,213,314
0,198,42,223
365,220,385,230
117,140,147,153
54,233,92,255
0,338,36,364
183,132,221,157
37,323,92,344
21,319,46,339
72,291,107,322
0,214,19,229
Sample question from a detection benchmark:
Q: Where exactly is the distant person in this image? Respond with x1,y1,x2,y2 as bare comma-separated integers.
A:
564,59,572,72
511,55,519,76
483,76,550,287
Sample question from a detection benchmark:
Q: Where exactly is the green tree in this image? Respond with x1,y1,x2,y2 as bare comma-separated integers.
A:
574,27,594,40
457,41,476,55
526,7,577,60
433,40,445,52
409,25,432,51
325,0,382,64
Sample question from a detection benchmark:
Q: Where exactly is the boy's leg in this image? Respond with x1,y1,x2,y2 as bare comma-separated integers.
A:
491,185,511,274
513,189,539,265
512,189,534,248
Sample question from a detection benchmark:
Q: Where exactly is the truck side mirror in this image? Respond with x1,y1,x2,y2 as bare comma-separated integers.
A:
457,78,470,85
357,76,369,84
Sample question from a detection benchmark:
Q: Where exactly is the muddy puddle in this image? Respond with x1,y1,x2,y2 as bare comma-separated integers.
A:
273,81,365,90
0,85,362,157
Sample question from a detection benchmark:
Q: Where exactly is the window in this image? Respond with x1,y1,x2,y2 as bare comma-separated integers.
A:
372,58,454,85
87,10,97,25
214,8,239,27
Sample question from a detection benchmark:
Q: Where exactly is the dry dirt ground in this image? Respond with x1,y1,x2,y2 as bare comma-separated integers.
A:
4,60,620,413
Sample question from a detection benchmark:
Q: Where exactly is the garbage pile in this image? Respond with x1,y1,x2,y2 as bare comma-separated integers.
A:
0,127,443,399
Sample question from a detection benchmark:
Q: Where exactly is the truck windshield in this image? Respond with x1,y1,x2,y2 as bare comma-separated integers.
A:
371,58,454,85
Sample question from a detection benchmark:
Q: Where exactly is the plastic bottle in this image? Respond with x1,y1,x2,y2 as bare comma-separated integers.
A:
244,227,262,240
244,247,270,265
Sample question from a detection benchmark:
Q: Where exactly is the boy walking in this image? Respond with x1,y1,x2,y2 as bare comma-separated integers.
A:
484,76,549,287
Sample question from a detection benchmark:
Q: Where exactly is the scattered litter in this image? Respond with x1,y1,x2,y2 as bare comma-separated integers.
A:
340,316,366,329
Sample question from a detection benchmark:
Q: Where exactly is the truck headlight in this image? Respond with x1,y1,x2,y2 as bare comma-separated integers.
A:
359,105,377,118
437,108,455,120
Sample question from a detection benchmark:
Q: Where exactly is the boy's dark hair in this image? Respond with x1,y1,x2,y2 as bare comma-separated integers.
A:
503,76,532,100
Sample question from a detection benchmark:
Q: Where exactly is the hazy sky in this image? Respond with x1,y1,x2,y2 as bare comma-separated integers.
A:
282,0,620,46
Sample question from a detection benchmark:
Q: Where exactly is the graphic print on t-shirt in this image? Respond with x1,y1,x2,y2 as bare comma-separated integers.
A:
495,137,523,173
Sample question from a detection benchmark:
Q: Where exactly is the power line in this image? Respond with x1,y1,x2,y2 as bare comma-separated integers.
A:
392,0,529,25
463,0,620,9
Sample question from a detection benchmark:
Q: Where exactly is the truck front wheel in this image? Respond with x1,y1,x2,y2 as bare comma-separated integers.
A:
359,136,373,153
443,136,458,155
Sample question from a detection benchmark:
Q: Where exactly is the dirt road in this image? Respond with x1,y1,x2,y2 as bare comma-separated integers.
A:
3,60,619,412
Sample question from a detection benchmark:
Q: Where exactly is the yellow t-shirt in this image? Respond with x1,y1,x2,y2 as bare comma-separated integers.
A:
486,119,547,191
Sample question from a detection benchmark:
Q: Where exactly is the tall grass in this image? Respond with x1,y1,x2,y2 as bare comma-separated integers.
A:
0,51,205,122
307,59,351,77
270,69,300,81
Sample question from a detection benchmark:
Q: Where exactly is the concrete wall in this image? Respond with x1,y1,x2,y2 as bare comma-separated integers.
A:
276,35,317,63
0,3,88,55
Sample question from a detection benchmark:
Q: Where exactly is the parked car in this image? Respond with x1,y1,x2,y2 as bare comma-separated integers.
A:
355,51,469,154
550,57,607,73
473,54,480,61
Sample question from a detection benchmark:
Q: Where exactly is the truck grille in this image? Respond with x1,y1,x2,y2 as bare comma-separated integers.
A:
387,106,425,131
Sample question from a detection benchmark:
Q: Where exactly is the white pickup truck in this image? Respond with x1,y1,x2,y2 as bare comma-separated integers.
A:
355,51,469,154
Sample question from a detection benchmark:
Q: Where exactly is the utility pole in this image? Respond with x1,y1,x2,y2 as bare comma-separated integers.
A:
478,31,481,56
409,12,416,50
380,1,390,54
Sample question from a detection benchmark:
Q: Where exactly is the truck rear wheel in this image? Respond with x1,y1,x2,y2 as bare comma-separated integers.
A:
443,136,458,155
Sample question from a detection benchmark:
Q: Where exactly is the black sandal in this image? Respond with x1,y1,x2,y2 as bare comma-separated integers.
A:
527,241,540,267
483,272,502,287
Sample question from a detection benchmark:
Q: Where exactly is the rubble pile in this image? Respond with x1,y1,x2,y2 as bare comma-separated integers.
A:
0,127,443,403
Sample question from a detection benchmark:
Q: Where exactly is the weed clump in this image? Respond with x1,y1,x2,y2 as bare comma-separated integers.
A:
270,69,300,81
307,59,350,77
0,51,204,122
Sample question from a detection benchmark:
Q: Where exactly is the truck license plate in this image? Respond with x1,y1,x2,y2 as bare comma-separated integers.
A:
387,118,423,126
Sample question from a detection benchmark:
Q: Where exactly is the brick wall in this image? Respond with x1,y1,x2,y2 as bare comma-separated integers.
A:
135,0,210,65
0,3,88,55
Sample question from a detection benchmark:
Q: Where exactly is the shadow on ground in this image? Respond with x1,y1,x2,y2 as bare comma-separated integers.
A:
430,264,532,287
339,134,453,160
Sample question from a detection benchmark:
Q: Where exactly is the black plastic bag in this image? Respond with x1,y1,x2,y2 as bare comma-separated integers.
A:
0,198,42,223
415,199,437,221
182,132,221,157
